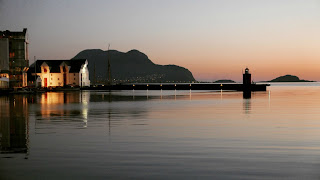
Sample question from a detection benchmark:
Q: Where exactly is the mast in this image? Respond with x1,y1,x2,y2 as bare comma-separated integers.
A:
34,56,36,87
93,62,96,86
107,44,112,86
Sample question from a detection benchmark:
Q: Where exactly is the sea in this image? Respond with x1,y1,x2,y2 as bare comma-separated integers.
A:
1,83,320,179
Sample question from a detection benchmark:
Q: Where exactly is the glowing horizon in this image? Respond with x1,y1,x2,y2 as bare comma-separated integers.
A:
1,0,320,82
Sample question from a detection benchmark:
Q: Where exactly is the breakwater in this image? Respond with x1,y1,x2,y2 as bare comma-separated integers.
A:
82,83,269,91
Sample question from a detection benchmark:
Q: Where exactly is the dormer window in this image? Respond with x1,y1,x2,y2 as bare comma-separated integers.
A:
44,68,47,73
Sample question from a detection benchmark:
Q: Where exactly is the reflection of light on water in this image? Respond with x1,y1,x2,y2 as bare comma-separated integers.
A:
147,89,148,100
80,91,90,128
189,89,192,100
220,89,223,100
175,89,176,100
161,89,162,100
80,91,89,104
82,107,88,128
243,98,251,115
133,89,135,100
268,90,271,109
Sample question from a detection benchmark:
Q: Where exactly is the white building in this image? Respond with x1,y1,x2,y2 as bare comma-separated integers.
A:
27,59,90,88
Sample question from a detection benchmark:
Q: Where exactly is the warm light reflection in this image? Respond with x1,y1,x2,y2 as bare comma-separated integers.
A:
81,91,90,127
39,92,90,119
82,108,88,128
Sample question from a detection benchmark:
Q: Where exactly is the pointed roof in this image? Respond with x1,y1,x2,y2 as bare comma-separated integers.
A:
28,59,87,74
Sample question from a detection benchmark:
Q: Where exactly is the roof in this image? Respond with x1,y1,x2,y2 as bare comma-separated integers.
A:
69,60,87,73
0,28,27,39
28,59,87,74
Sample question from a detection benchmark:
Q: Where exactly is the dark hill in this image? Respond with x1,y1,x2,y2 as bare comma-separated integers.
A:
214,79,235,83
72,49,195,83
269,75,313,82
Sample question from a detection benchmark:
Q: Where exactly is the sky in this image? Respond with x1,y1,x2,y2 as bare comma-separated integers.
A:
1,0,320,82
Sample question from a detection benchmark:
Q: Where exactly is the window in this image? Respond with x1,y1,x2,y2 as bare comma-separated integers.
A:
44,68,47,73
9,52,15,58
51,78,52,80
58,78,59,80
74,78,75,80
74,73,76,76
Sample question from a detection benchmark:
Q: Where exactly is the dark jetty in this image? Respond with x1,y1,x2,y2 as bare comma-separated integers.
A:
82,83,269,91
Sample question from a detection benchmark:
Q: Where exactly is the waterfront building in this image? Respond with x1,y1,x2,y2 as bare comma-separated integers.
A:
0,38,9,88
27,59,90,88
0,28,29,88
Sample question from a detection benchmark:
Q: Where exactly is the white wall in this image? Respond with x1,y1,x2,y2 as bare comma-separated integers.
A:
68,73,80,86
39,64,50,87
79,61,90,87
49,73,64,87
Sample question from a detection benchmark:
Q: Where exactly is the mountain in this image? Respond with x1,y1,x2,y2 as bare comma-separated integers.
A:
269,75,313,82
72,49,195,83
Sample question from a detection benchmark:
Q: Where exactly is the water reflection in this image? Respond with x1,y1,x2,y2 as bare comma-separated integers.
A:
243,90,251,99
36,92,90,129
32,91,156,135
40,91,89,104
4,88,319,179
243,98,251,114
0,95,29,155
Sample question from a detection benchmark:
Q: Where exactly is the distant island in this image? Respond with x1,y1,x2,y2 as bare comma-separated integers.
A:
268,75,314,82
73,49,195,83
214,79,235,83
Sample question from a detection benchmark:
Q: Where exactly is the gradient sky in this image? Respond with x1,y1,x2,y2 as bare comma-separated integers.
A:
1,0,320,82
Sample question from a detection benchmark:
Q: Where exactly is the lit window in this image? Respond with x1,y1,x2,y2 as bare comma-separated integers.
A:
9,52,15,58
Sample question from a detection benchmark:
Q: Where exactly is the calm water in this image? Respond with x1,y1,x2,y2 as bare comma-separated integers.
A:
2,83,320,179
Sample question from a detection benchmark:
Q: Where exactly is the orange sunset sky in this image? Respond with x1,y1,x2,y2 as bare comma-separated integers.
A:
1,0,320,82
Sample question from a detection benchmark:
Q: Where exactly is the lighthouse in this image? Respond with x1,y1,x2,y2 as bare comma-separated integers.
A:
243,68,251,85
243,67,251,98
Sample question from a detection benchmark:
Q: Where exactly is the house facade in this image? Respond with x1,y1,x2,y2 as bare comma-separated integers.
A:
27,59,90,88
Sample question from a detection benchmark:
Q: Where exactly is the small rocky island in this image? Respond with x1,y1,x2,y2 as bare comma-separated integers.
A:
214,79,235,83
269,75,314,82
